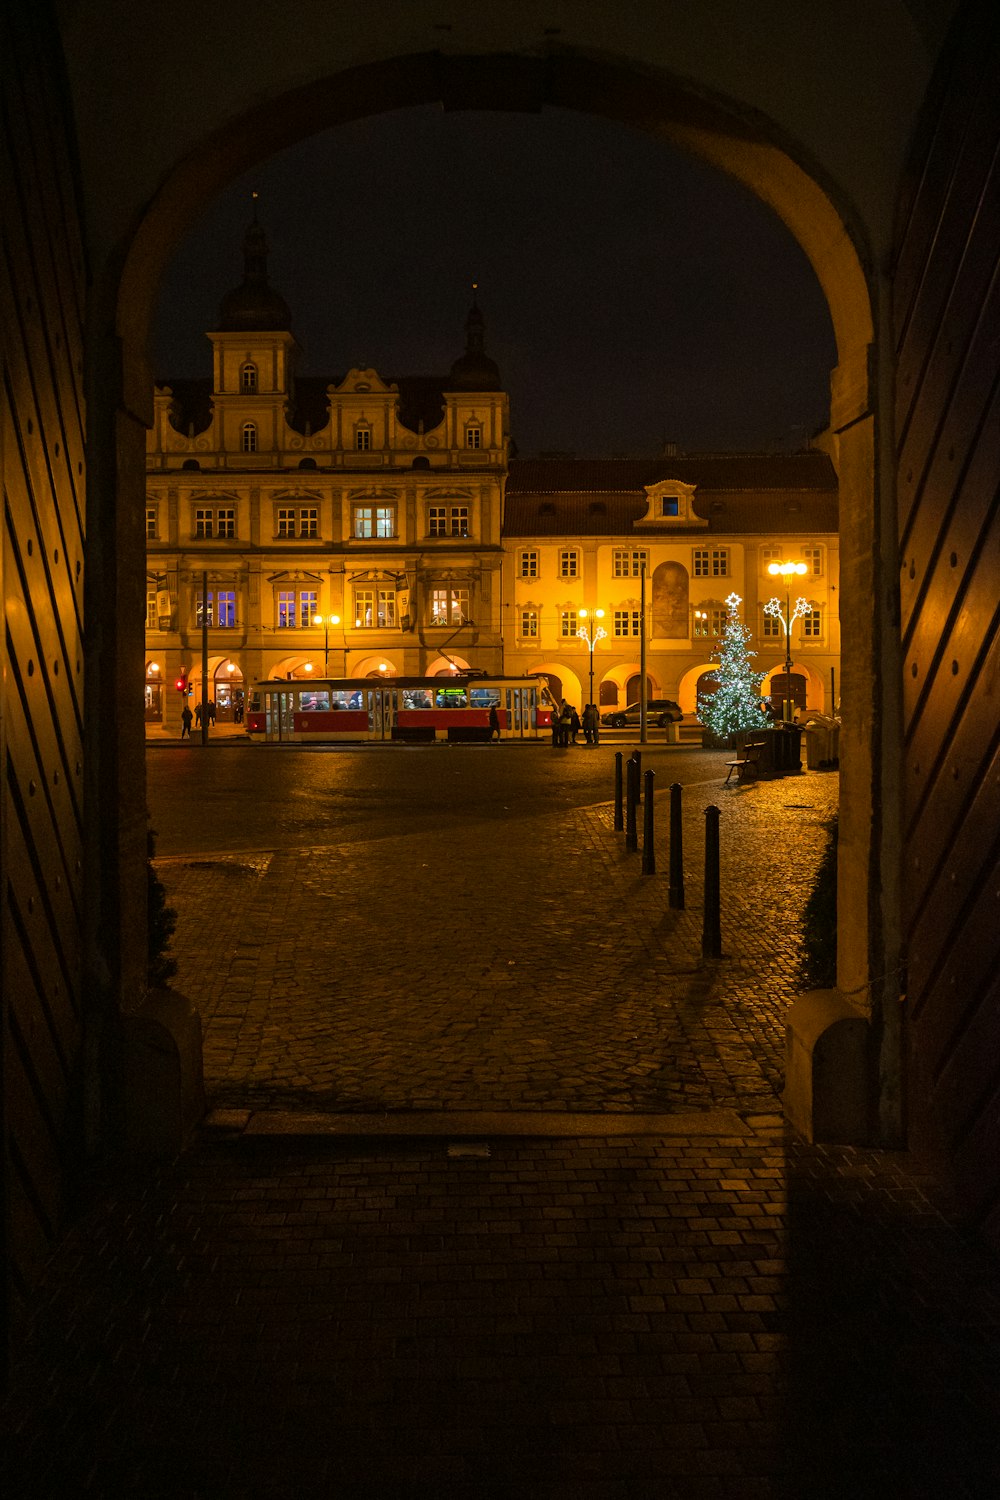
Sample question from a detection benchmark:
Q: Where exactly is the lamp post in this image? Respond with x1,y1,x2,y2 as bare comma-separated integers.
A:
577,608,607,708
312,613,340,674
764,562,809,722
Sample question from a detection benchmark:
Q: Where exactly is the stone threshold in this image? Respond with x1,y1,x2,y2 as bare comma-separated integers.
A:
202,1107,778,1139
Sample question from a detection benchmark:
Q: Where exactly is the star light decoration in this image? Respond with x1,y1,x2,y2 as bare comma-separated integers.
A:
763,589,812,635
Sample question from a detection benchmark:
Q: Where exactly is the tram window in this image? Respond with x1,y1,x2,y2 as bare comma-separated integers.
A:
327,691,353,709
301,690,330,711
401,689,432,709
435,687,468,708
470,687,501,707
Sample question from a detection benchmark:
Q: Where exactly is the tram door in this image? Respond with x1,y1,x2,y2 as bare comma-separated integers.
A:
366,687,391,740
269,690,295,741
506,688,533,738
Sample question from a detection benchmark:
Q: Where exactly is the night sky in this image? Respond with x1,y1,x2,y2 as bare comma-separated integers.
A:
153,105,837,459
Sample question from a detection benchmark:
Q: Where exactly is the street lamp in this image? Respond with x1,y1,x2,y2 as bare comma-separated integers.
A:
764,562,810,722
312,613,340,674
577,608,607,708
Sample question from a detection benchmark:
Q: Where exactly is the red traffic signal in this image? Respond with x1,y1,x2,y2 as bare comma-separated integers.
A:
175,676,187,693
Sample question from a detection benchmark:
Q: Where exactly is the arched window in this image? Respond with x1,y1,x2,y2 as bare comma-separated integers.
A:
240,361,258,393
241,422,257,453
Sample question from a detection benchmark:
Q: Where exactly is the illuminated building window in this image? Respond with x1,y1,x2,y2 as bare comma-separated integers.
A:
195,594,214,627
659,496,680,517
353,504,395,539
241,422,257,453
803,608,822,638
275,590,317,628
430,587,469,625
711,607,729,635
804,546,823,576
693,547,729,577
299,590,317,626
613,610,642,637
559,610,576,638
520,609,538,638
240,362,258,394
354,587,396,629
355,425,372,452
693,609,711,638
146,506,157,540
465,424,482,449
559,550,579,579
519,550,538,579
216,590,237,628
613,548,649,577
146,591,158,629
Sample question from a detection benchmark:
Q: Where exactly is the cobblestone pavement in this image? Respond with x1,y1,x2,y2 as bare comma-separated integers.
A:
4,764,1000,1495
3,1130,998,1497
154,769,839,1117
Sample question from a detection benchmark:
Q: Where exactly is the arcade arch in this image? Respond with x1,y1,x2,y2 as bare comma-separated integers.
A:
106,48,895,1136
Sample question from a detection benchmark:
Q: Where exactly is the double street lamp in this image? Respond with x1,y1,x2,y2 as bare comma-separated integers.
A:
764,561,809,722
577,607,607,707
311,613,340,674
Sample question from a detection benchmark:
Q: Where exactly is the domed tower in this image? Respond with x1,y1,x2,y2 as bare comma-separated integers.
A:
208,202,298,458
217,212,293,334
448,288,501,392
442,289,509,552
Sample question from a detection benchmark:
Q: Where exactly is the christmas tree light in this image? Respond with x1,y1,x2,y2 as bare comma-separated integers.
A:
698,592,770,740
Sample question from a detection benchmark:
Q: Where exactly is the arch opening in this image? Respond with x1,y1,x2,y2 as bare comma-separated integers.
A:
105,45,893,1138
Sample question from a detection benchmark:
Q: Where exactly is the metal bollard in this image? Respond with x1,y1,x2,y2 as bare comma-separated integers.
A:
642,769,656,874
625,756,638,851
631,750,642,800
702,804,722,959
614,752,624,832
668,782,685,909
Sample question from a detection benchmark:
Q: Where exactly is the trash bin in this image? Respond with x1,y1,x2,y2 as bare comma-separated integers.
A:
804,724,828,768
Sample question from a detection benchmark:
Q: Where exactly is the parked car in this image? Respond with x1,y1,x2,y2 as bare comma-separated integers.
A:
601,699,684,728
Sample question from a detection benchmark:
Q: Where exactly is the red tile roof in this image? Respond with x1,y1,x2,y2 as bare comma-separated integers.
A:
503,454,838,536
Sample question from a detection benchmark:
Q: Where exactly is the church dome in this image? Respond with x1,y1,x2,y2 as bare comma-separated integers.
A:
449,294,500,390
217,215,292,332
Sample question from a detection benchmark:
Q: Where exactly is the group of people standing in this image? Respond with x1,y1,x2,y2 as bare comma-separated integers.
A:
551,700,601,747
179,698,216,738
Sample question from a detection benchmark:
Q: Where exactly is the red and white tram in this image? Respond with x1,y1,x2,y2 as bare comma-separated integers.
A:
247,675,554,744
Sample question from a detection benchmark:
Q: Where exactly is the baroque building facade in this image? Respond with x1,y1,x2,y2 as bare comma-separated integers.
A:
145,221,839,724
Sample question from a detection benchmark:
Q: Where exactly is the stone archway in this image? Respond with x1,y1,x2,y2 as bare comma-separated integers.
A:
102,47,892,1139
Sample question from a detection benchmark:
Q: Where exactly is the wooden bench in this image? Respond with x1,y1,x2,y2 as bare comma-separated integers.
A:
724,740,763,785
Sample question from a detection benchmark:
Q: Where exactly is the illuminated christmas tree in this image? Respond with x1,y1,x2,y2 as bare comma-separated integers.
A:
698,592,769,741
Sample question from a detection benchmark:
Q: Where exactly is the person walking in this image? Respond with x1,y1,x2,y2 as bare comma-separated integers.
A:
570,705,581,745
558,699,572,747
180,703,193,739
208,699,217,726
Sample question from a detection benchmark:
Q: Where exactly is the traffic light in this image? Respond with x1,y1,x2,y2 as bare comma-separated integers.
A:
175,675,187,693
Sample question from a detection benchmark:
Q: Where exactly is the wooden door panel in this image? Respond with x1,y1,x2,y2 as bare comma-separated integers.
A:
895,4,1000,1243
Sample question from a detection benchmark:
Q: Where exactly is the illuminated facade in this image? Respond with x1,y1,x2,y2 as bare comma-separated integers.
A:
502,456,840,717
145,221,838,722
